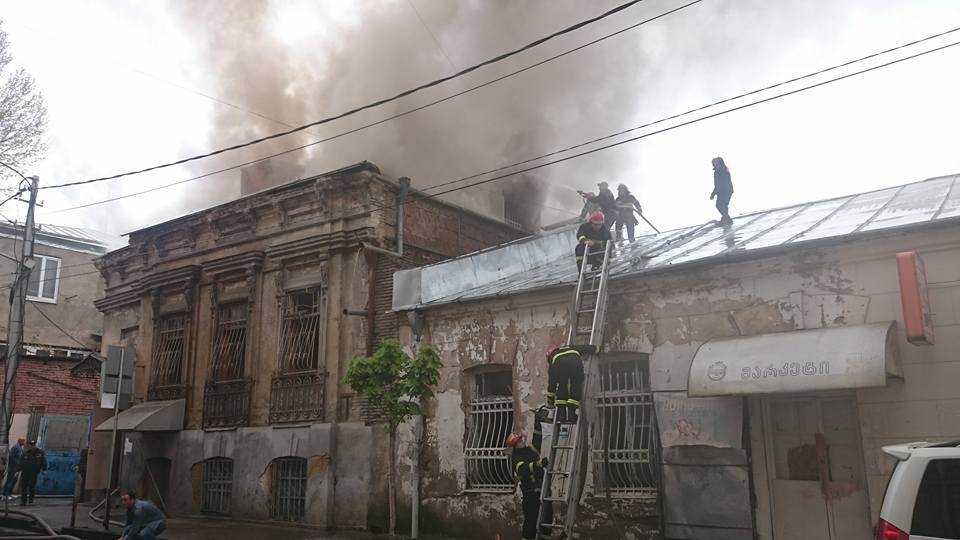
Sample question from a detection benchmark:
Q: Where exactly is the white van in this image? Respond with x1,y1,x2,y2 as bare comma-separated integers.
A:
877,441,960,539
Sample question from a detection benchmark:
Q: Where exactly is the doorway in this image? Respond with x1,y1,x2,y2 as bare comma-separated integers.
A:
140,457,171,512
763,397,872,540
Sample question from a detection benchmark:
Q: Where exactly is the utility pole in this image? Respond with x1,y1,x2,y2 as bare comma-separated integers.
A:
1,175,40,462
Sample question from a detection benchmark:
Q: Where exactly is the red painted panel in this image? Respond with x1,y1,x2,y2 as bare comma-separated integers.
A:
896,251,934,345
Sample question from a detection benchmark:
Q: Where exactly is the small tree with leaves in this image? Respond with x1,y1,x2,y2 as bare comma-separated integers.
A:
344,339,441,536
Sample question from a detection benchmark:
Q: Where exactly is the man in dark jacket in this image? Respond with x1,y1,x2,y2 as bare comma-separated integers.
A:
120,491,166,540
3,438,25,500
19,440,46,505
615,184,643,242
575,211,612,272
710,157,734,225
505,407,552,540
581,181,618,228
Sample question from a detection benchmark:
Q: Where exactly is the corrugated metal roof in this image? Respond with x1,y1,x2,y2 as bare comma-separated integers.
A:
395,174,960,310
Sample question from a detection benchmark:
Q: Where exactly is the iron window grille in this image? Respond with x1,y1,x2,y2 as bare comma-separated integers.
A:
277,288,322,373
201,458,233,515
151,313,186,388
591,357,659,498
26,255,61,303
270,288,325,423
464,369,514,492
211,302,248,381
271,457,307,522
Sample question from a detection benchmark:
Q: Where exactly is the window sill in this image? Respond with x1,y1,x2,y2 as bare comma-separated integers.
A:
26,297,57,304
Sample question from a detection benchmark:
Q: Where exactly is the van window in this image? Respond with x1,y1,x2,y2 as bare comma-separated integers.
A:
911,458,960,538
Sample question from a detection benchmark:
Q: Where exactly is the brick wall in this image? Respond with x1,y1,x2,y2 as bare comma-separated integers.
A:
0,358,99,416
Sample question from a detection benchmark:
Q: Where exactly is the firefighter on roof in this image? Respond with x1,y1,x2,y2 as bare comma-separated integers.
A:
545,345,590,424
575,211,612,272
505,407,552,540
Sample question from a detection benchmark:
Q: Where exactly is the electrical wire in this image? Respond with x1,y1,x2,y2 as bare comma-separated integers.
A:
0,162,28,181
29,302,92,350
49,24,960,220
47,0,704,212
44,0,651,189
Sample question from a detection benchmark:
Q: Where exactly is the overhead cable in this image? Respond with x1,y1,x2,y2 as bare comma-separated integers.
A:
47,0,703,211
50,24,960,217
44,0,651,189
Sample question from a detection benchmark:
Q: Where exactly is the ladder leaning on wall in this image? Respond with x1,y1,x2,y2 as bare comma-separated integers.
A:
536,240,613,539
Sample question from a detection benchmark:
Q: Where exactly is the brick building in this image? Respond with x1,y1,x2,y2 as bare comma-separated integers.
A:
0,223,112,494
392,174,960,539
90,162,525,528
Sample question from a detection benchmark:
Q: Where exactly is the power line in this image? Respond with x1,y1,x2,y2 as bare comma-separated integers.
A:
47,0,705,212
407,0,458,71
51,24,960,223
29,302,92,350
45,0,651,190
0,162,28,182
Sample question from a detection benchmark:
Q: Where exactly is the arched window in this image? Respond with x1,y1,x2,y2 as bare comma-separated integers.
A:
202,457,233,515
271,457,307,521
464,367,514,492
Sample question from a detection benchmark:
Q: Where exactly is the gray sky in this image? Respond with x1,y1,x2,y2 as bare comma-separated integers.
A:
2,0,960,239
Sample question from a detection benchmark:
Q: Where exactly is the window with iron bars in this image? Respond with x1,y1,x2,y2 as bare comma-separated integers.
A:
201,458,233,515
271,457,307,521
277,288,322,373
464,369,514,493
211,302,247,380
591,356,659,498
151,313,186,388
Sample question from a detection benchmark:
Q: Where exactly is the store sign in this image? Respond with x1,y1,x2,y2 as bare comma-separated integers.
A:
688,321,899,397
896,251,935,345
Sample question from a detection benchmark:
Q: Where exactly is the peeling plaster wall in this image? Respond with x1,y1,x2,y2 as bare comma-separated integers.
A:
399,227,960,538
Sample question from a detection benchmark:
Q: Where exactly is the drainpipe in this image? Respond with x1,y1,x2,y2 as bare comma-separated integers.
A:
359,176,411,258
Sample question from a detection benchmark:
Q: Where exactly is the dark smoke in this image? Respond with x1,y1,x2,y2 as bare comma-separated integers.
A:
172,0,660,227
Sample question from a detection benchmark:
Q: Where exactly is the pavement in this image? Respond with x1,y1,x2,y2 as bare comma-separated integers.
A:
0,497,449,540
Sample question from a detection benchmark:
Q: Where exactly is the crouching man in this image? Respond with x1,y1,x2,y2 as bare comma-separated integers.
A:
120,491,166,540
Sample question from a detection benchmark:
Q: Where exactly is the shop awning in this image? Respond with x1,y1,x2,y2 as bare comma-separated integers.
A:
688,321,900,397
94,399,185,432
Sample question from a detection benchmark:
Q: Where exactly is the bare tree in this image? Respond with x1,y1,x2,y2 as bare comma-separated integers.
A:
0,19,47,185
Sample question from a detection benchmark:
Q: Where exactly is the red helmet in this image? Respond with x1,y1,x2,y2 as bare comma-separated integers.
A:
546,345,560,358
589,211,605,224
504,433,524,448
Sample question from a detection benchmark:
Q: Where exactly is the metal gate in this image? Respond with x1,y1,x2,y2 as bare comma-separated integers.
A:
36,415,90,495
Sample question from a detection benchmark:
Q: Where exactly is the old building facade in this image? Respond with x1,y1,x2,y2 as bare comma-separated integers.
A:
89,162,524,528
393,174,960,539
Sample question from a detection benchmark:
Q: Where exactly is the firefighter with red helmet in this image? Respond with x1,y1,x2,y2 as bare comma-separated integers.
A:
575,211,612,272
505,407,552,540
545,345,588,424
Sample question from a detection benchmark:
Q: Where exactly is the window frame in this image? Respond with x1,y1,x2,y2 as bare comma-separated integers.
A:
463,367,515,493
271,456,307,522
590,354,659,499
910,457,960,538
201,457,234,515
26,254,62,304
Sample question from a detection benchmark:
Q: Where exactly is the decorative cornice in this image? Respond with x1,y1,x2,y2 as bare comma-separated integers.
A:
203,251,265,278
94,287,142,312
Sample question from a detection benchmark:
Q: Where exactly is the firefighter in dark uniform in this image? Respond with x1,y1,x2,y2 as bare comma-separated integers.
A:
545,345,588,424
575,211,612,272
505,408,552,540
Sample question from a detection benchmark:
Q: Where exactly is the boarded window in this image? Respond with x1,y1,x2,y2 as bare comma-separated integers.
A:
271,457,307,521
211,302,247,380
152,313,186,387
277,288,322,373
202,458,233,515
591,356,658,498
464,369,514,492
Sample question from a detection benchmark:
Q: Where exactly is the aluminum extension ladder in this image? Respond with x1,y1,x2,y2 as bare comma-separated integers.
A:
536,241,613,539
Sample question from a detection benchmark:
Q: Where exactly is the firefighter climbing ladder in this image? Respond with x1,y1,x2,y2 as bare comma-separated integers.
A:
536,241,613,539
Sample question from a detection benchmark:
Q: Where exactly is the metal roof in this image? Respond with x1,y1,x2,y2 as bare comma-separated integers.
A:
394,174,960,310
0,222,122,255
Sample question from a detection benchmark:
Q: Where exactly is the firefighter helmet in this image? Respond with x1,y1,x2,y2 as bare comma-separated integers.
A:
504,432,524,448
589,211,605,224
